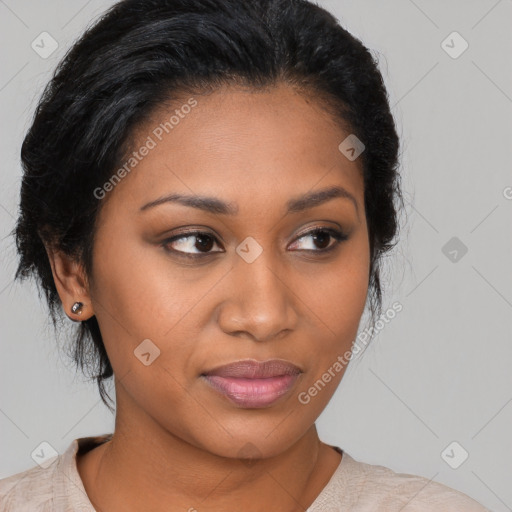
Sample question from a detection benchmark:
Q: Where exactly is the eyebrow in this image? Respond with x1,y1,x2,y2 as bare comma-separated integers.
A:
139,185,359,216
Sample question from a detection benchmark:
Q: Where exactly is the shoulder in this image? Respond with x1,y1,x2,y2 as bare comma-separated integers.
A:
0,435,109,512
0,460,58,511
322,451,490,511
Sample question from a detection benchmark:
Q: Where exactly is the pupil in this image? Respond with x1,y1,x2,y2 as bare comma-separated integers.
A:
313,231,330,249
196,235,213,252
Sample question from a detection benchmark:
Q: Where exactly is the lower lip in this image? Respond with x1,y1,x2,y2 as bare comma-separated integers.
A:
202,374,300,408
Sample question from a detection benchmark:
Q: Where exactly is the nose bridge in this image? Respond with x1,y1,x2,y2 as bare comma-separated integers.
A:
240,249,284,304
220,240,297,341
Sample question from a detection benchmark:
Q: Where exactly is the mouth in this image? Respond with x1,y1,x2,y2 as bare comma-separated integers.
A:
201,359,302,408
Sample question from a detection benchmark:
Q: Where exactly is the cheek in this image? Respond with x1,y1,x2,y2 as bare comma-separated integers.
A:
91,230,191,332
339,231,371,318
89,232,198,374
294,263,369,413
303,239,370,335
296,235,370,383
301,269,368,371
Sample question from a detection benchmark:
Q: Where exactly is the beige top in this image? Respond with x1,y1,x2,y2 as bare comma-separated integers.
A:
0,433,489,511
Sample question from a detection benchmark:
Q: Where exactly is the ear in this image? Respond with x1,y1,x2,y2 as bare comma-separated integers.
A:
44,244,95,322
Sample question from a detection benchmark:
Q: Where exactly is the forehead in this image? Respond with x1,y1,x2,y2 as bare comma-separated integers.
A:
105,84,364,213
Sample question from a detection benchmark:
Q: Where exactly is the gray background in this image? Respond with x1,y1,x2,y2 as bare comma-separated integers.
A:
1,1,511,510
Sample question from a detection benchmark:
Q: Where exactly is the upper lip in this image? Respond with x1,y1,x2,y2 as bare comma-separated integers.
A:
202,359,302,379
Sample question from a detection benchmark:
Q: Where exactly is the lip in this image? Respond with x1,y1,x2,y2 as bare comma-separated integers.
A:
201,359,302,408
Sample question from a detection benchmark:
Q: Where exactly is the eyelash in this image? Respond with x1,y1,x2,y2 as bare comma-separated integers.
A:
161,227,348,260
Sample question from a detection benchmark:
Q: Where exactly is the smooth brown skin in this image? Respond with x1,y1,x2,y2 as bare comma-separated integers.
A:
46,83,370,511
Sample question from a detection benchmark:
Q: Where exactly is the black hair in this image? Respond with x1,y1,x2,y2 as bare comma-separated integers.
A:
13,0,403,411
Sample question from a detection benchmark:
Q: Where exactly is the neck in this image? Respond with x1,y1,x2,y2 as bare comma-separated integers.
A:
78,385,342,512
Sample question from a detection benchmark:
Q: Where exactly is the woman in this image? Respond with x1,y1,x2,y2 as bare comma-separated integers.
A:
0,0,489,510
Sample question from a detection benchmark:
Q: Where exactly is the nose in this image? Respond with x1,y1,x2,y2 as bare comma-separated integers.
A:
216,250,299,343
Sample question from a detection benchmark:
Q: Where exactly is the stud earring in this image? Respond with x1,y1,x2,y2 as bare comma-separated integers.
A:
71,301,84,315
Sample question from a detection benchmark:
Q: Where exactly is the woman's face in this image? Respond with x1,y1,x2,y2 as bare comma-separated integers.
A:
87,83,370,459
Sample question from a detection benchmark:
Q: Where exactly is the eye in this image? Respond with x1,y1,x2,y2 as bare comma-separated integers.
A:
162,231,223,258
289,227,348,253
161,227,348,260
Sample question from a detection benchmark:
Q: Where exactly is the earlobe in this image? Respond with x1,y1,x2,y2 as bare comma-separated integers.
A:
44,244,94,322
70,301,86,322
